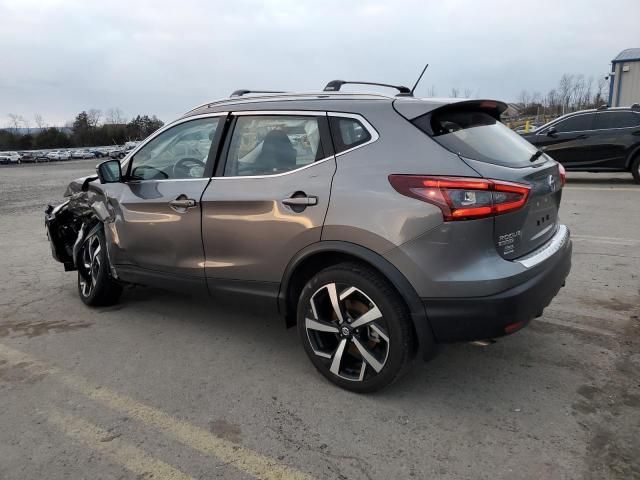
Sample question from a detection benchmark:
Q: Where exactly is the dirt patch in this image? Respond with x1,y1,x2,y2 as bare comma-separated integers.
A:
578,313,640,479
0,319,92,338
209,419,243,444
581,296,636,313
0,361,45,385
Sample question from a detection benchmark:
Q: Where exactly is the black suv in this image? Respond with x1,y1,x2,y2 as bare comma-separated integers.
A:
521,106,640,183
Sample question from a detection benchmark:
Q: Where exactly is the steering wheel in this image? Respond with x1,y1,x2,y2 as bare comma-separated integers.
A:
172,157,206,179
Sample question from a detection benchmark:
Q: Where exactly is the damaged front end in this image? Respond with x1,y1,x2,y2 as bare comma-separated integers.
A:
44,175,104,272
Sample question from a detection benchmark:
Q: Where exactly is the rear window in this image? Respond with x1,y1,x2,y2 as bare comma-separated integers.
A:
413,109,539,167
594,111,640,129
329,116,372,154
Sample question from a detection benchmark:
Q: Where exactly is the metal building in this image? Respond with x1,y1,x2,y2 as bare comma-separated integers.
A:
609,48,640,107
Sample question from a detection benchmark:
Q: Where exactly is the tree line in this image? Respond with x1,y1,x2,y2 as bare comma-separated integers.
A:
515,73,609,117
422,72,609,118
0,108,164,150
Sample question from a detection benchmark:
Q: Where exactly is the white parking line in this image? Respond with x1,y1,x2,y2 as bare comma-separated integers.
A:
564,186,640,192
571,234,640,246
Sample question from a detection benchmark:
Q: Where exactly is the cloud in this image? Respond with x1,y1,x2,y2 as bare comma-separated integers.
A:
1,0,638,125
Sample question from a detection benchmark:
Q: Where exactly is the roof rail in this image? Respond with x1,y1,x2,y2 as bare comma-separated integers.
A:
323,80,411,95
597,104,608,110
230,89,287,97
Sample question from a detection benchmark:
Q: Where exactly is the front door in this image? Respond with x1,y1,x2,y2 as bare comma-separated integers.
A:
105,115,225,292
200,112,335,301
535,112,596,168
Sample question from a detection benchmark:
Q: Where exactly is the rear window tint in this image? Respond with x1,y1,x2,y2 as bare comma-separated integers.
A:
413,109,539,168
594,111,640,129
329,117,371,154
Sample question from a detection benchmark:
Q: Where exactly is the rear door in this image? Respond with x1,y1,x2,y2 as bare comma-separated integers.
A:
533,113,596,168
200,111,335,299
587,111,640,169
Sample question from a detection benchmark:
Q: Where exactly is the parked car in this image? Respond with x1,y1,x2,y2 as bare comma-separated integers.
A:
19,151,36,163
35,152,50,162
108,147,127,159
46,150,70,161
0,151,21,164
521,105,640,183
45,85,572,392
71,150,86,159
88,148,104,158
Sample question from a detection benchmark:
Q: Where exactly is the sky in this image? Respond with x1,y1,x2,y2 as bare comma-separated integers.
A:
1,0,639,126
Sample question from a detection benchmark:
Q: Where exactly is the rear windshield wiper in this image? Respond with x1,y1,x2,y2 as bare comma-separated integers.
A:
529,149,544,163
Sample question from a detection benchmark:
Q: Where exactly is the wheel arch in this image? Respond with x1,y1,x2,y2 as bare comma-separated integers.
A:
626,144,640,170
278,241,436,359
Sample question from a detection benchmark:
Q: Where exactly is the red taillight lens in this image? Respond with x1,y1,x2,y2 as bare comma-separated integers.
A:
558,163,566,187
388,175,530,221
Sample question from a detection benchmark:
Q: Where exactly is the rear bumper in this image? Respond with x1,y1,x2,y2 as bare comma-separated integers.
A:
423,235,572,343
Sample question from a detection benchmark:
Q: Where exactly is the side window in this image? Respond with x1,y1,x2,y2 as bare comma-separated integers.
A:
329,116,372,154
594,112,640,130
553,114,595,133
224,115,323,177
129,117,220,180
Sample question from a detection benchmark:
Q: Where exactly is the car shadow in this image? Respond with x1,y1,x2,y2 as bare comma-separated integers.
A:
112,286,587,413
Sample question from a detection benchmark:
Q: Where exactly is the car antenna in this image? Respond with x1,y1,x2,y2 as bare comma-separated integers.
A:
409,63,429,97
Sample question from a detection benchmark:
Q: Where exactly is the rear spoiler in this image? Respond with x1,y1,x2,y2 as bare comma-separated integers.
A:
394,98,508,121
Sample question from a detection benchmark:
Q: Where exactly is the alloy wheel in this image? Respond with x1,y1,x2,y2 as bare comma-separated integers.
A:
79,233,101,297
304,283,390,382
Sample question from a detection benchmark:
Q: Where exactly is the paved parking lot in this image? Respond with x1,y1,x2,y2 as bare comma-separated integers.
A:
1,160,639,479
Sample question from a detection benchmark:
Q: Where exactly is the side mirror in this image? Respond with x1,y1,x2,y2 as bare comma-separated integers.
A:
546,127,557,137
96,159,122,184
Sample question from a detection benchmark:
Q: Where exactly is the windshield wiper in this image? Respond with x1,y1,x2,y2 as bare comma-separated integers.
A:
529,149,544,163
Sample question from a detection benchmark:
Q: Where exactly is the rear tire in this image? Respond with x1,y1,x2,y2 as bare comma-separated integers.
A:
631,155,640,184
297,262,416,393
77,227,122,306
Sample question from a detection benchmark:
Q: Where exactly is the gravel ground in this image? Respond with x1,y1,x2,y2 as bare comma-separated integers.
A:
0,160,639,480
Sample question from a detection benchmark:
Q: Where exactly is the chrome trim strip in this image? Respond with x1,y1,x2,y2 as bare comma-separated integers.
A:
213,156,335,180
233,110,326,116
327,111,380,157
123,110,379,182
516,224,569,268
210,111,379,179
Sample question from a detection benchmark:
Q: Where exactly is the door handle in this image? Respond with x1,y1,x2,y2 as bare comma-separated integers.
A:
169,196,197,212
576,134,588,139
282,196,318,207
632,130,640,136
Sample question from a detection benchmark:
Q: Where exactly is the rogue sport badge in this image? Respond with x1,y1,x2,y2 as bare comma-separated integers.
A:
547,174,556,192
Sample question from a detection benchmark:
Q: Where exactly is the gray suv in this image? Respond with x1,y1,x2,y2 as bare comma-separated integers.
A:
45,83,572,392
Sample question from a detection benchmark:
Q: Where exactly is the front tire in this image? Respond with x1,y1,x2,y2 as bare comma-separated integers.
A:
77,227,122,306
631,155,640,184
297,262,416,393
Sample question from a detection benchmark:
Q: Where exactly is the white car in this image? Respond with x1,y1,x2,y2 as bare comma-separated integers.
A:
0,151,22,164
71,150,86,159
46,151,71,161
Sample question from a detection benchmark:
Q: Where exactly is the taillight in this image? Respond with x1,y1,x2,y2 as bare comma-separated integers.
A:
388,175,530,221
558,163,566,187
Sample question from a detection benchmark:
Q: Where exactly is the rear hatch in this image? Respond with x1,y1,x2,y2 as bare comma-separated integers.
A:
409,100,563,259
